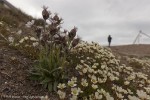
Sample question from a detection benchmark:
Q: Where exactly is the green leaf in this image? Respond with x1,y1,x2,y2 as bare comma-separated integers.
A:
49,67,61,74
30,72,41,76
53,81,58,92
29,71,41,80
40,78,51,84
48,83,53,92
29,75,40,80
43,83,48,89
62,74,68,80
36,67,51,74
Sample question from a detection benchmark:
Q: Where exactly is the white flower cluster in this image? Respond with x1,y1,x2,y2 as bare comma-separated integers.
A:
0,21,3,25
25,20,35,28
57,77,83,100
8,36,14,43
127,57,144,68
17,36,38,47
57,42,150,100
7,33,39,48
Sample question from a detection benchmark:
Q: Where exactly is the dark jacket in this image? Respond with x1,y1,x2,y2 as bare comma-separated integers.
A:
108,35,112,42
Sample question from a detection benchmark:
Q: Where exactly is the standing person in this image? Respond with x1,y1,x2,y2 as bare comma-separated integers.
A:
108,35,112,47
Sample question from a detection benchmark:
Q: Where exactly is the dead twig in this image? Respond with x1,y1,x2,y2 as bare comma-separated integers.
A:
0,33,8,41
1,71,11,78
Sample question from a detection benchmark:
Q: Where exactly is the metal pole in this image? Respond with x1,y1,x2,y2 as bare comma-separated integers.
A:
133,33,140,44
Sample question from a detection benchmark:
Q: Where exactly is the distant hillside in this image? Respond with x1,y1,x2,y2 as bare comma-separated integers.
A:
0,0,17,10
111,44,150,57
0,2,32,27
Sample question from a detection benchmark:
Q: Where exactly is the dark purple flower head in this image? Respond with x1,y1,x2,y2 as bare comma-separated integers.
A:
72,37,80,47
68,27,77,40
42,6,50,20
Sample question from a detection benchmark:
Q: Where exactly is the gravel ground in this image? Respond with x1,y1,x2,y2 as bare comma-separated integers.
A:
1,44,150,100
111,44,150,57
0,45,58,100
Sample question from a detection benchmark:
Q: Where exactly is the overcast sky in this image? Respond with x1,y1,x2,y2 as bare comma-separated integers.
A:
7,0,150,45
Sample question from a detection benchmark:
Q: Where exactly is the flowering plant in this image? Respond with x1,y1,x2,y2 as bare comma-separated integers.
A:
57,42,150,100
30,6,80,92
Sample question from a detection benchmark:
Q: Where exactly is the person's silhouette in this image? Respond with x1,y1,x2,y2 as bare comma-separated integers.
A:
108,35,112,47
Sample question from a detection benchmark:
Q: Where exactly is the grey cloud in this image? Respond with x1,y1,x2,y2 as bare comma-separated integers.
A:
7,0,150,45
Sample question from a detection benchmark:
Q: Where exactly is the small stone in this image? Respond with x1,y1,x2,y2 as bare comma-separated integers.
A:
2,87,10,93
11,57,16,60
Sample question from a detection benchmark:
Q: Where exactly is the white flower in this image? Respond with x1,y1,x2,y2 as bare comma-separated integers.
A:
105,94,114,100
128,95,140,100
127,89,133,94
128,74,136,80
101,65,106,69
25,20,34,28
60,33,66,37
109,75,115,81
98,88,106,94
80,60,84,63
137,90,148,99
57,83,66,89
53,34,59,39
88,68,94,73
83,97,88,100
81,79,88,87
71,88,82,96
0,22,3,25
75,64,82,70
24,36,29,40
17,30,22,35
82,68,88,73
57,90,66,99
98,70,103,75
144,87,150,93
116,86,125,93
146,80,150,84
70,96,77,100
8,36,14,43
44,95,48,100
136,72,147,80
71,77,77,82
25,44,30,47
126,67,133,71
15,43,19,46
31,20,35,24
19,38,24,43
40,96,45,100
95,92,103,99
68,80,76,87
139,84,143,87
92,65,97,69
88,74,92,78
114,72,119,76
32,42,39,47
79,72,83,75
91,75,97,84
94,63,99,66
87,57,90,59
116,93,124,99
98,77,107,83
124,81,130,85
78,48,82,51
30,37,37,41
92,84,98,89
